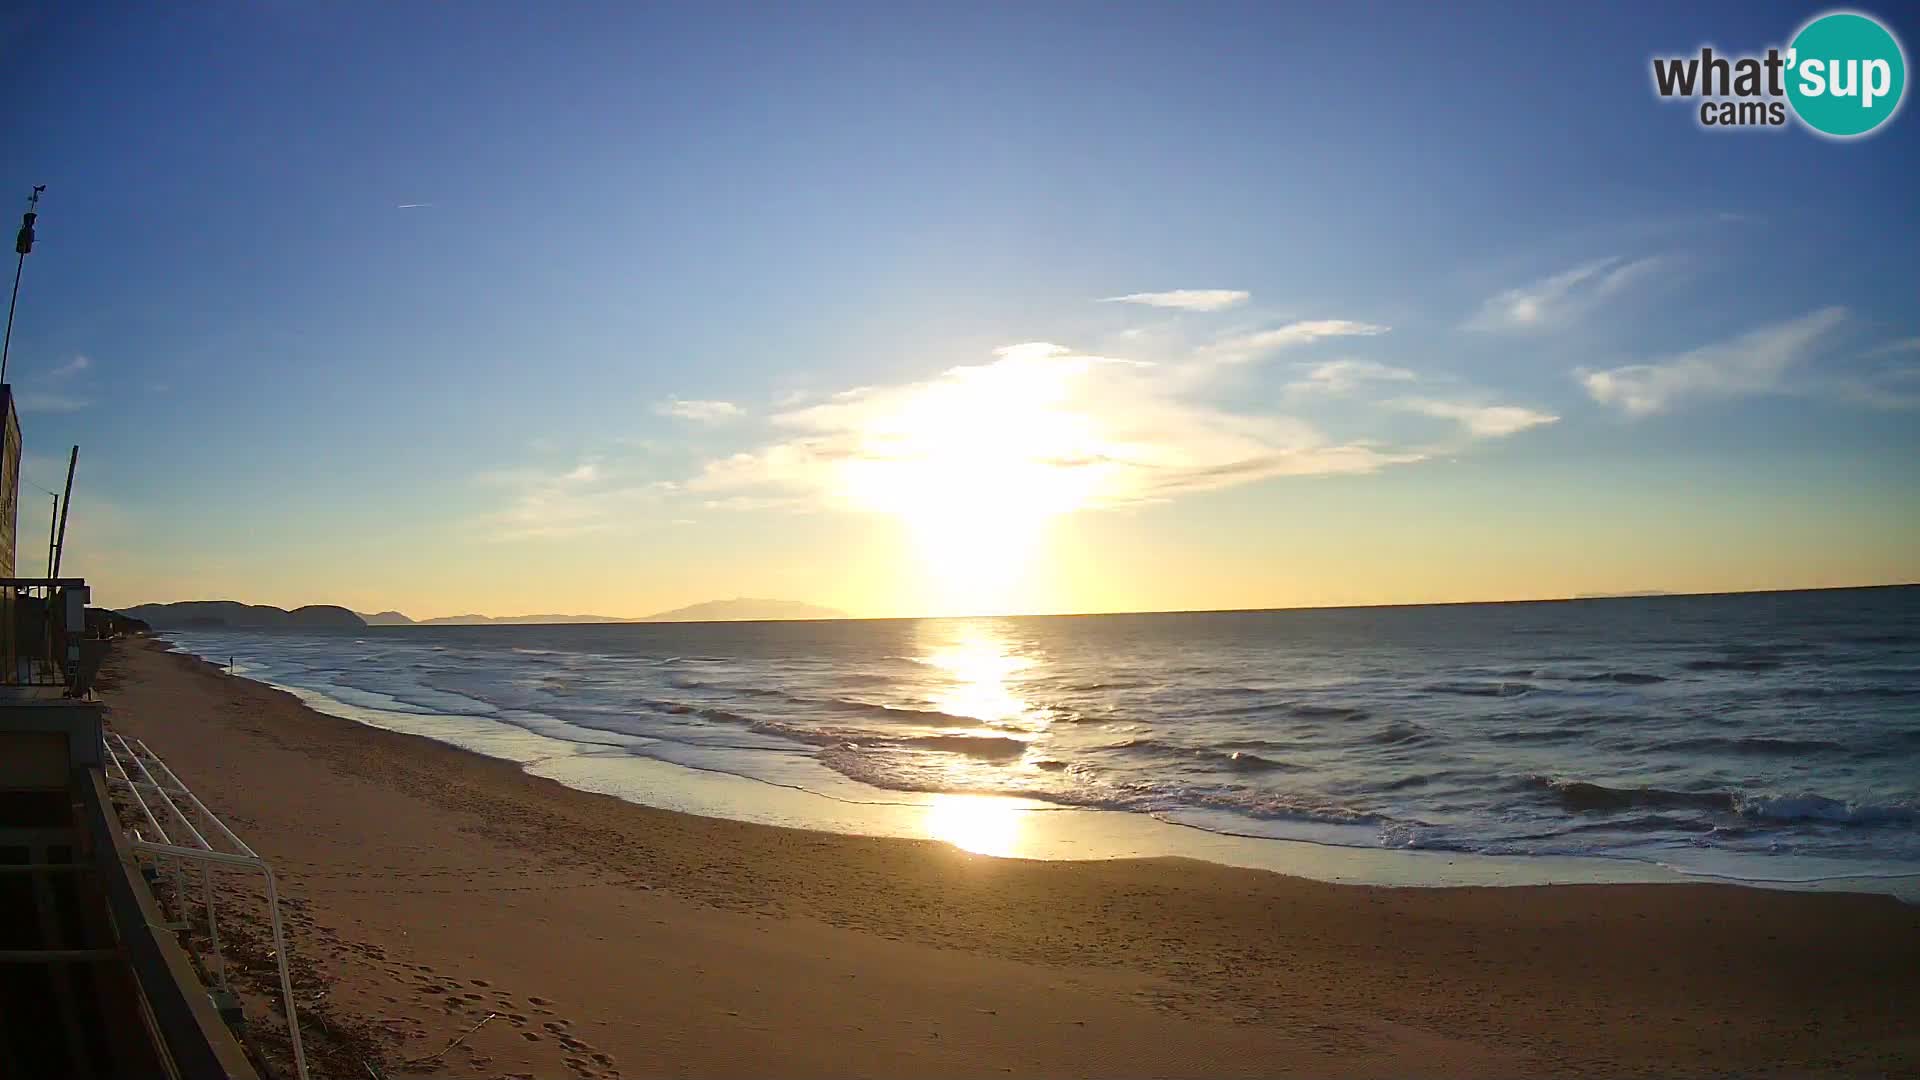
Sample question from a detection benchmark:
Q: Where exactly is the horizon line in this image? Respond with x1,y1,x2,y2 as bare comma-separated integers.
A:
115,580,1917,627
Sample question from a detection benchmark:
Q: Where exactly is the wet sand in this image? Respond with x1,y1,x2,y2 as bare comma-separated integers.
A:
100,638,1920,1078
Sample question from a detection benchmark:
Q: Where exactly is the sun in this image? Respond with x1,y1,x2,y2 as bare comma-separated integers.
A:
833,346,1124,614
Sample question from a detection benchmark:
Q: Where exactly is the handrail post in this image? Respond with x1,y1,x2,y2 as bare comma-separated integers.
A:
108,736,311,1080
262,864,306,1079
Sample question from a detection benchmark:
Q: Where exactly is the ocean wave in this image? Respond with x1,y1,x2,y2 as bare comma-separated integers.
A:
1524,777,1917,828
1188,698,1372,723
836,699,994,726
1834,632,1917,646
1487,726,1587,744
1684,658,1784,673
1215,737,1317,753
1423,681,1537,698
1778,685,1920,701
1570,671,1667,685
1091,736,1306,772
665,675,794,698
737,711,1030,760
894,734,1031,760
1367,721,1429,745
1733,794,1918,826
1169,789,1384,826
1285,703,1371,721
1652,736,1846,756
1562,813,1716,834
1380,773,1433,790
1198,749,1297,773
1524,776,1735,813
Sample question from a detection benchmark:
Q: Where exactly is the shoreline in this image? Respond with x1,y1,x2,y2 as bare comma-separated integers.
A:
101,637,1920,1076
178,634,1920,900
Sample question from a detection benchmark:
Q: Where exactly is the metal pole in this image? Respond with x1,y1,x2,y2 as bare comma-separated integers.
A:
45,494,57,580
130,841,311,1080
263,865,309,1080
202,858,225,991
2,186,44,387
1,248,23,385
51,447,76,580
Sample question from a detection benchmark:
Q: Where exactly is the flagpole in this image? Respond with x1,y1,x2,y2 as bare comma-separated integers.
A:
2,185,46,387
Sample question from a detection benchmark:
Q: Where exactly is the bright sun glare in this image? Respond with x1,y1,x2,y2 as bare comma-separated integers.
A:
920,629,1035,727
835,346,1128,614
923,794,1027,857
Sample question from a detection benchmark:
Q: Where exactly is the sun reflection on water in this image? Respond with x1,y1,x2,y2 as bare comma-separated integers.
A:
918,623,1038,729
924,793,1027,856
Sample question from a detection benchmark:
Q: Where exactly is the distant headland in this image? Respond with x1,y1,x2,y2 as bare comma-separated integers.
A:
118,598,849,629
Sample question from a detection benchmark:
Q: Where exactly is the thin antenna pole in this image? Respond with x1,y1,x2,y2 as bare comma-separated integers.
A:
46,494,57,580
1,249,23,384
2,186,45,387
51,446,76,580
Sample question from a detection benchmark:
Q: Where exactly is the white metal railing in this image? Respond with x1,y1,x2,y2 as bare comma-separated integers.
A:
102,731,309,1080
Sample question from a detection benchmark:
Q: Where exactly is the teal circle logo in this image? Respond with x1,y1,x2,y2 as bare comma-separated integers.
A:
1786,11,1907,137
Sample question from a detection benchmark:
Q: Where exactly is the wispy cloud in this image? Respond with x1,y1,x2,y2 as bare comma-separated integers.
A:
1580,306,1847,416
1863,336,1920,357
1100,289,1250,312
1287,358,1416,396
1832,367,1920,410
1208,320,1390,363
15,392,89,414
396,202,434,209
656,398,745,422
476,461,675,541
13,355,95,412
1465,255,1670,332
690,340,1446,516
1395,398,1560,438
47,354,91,379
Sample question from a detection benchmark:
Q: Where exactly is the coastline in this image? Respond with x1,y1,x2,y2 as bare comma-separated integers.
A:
180,629,1920,900
101,637,1920,1076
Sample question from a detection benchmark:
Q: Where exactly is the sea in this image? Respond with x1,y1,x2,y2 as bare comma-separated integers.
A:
163,586,1920,895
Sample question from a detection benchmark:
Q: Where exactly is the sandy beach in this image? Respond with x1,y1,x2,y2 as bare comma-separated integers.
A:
97,637,1920,1078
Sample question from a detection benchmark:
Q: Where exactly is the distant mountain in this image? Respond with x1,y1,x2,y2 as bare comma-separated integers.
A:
1574,590,1676,599
640,598,848,622
351,599,848,625
407,613,634,625
140,598,847,629
87,608,153,636
123,601,366,630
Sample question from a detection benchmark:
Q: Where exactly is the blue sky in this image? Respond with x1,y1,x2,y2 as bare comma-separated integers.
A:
3,1,1916,617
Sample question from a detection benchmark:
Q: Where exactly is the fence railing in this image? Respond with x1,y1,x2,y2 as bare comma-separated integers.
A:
103,729,309,1080
0,577,94,691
